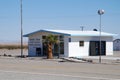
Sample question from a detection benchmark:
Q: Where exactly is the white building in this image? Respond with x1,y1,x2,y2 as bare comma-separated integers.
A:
24,29,116,57
113,39,120,51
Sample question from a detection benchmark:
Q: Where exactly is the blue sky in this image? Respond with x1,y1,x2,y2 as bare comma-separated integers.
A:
0,0,120,42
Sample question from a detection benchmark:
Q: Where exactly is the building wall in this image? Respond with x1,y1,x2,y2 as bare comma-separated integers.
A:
28,32,63,56
64,36,69,57
28,32,51,56
106,42,113,55
68,36,90,57
66,36,113,57
27,32,113,57
28,33,42,56
68,42,89,57
113,39,120,51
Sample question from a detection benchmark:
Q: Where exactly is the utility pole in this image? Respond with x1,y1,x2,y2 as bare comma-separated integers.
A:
20,0,23,57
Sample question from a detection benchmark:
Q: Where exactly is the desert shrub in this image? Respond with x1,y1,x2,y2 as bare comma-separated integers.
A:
8,55,12,57
3,54,7,56
0,44,28,49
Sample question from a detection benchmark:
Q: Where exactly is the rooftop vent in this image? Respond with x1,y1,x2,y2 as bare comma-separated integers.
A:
93,29,98,31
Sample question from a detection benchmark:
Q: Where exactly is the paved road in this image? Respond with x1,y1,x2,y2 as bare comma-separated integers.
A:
0,57,120,80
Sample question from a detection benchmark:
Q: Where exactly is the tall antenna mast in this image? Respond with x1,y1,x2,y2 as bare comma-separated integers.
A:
80,26,85,31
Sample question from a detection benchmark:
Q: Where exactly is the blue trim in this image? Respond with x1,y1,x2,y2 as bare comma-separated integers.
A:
23,29,70,37
23,29,117,37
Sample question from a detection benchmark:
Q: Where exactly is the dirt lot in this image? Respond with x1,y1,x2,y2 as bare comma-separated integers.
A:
0,49,120,57
0,49,28,56
0,56,120,80
0,50,120,80
113,51,120,57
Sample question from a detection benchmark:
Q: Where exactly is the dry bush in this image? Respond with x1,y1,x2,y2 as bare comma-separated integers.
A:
0,44,28,50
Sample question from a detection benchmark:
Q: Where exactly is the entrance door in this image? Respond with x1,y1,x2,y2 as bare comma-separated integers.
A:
36,48,41,56
89,41,106,56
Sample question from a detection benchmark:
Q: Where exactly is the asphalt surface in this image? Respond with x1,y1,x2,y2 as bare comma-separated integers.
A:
0,57,120,80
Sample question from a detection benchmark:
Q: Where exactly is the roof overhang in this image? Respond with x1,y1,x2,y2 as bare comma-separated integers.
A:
23,29,70,37
23,29,117,37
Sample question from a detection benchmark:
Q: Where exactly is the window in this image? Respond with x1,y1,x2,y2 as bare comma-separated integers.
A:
42,36,46,39
69,38,71,42
79,41,84,47
59,35,64,41
36,38,40,41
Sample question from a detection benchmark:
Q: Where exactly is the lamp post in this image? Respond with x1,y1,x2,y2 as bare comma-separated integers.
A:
20,0,23,57
98,9,104,63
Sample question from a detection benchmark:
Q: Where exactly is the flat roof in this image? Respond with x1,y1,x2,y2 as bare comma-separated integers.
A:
24,29,117,37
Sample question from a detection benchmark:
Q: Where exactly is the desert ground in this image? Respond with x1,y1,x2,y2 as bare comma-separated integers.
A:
113,51,120,57
0,49,120,57
0,49,120,80
0,49,28,56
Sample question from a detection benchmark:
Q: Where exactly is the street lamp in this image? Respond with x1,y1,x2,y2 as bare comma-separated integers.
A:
98,9,104,63
20,0,23,57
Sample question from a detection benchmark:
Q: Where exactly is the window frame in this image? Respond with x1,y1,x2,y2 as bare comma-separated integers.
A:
79,41,84,47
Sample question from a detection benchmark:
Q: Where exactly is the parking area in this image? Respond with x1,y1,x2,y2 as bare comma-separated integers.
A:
0,56,120,80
